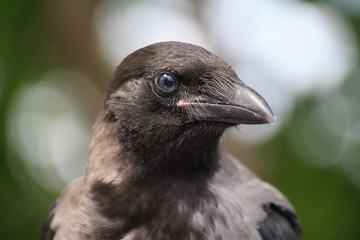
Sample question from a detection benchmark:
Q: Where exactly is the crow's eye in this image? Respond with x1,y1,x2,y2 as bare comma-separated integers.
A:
156,73,177,92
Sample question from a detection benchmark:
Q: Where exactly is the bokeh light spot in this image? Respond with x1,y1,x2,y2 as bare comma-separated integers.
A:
7,70,100,192
94,0,209,69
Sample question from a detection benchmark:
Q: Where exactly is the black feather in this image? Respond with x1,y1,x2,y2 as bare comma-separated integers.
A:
259,203,301,240
40,201,57,240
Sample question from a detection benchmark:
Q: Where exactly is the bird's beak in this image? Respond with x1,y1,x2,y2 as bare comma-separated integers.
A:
178,84,275,125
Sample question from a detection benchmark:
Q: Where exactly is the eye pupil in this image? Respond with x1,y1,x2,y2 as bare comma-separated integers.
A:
156,73,177,92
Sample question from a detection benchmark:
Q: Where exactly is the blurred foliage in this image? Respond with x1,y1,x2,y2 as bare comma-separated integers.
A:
0,1,55,239
262,98,360,240
0,0,360,239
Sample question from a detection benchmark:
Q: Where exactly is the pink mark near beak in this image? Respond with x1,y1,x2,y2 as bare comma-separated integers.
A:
177,100,191,108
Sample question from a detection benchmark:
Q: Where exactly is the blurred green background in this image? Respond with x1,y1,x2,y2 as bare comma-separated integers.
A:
1,0,360,239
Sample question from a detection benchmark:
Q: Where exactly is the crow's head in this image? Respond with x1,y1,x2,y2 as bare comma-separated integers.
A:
104,42,274,171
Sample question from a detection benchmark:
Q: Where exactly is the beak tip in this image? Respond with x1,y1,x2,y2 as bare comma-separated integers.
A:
266,114,276,124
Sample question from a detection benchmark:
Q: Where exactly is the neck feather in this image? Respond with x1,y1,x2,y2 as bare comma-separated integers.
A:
86,113,223,183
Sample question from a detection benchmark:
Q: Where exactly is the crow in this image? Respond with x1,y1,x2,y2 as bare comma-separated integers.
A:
41,41,301,240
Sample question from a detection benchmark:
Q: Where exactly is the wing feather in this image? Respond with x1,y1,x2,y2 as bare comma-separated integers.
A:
40,201,57,240
259,203,301,240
